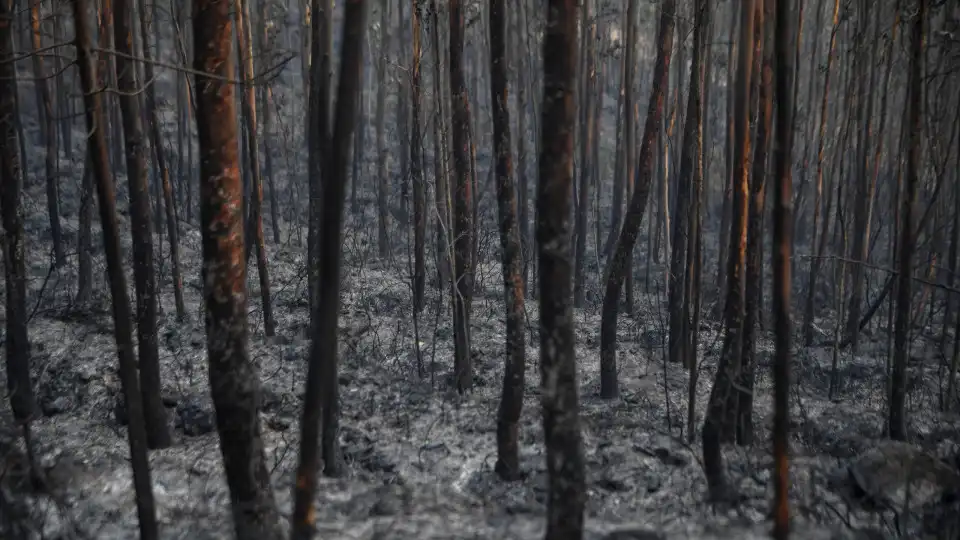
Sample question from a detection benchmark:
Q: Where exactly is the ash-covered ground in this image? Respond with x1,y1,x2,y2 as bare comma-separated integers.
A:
1,201,959,539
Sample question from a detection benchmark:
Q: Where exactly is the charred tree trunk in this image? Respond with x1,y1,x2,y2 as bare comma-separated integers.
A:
72,0,158,535
573,0,596,308
598,0,676,399
449,0,474,394
193,0,283,535
30,1,65,267
114,0,171,449
375,1,390,258
538,0,586,536
669,0,708,368
235,0,275,337
702,0,757,501
137,0,185,319
291,1,366,534
1,0,40,465
737,0,773,447
411,0,426,314
771,0,797,535
307,0,332,312
489,0,525,481
889,0,925,442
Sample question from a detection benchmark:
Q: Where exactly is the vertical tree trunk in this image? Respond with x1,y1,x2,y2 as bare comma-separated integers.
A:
72,0,158,535
193,0,283,535
573,0,596,308
410,0,426,314
30,1,65,267
599,0,676,400
489,0,525,481
114,0,171,449
429,0,453,290
669,0,708,368
738,0,773,447
889,0,925,442
259,11,281,244
702,0,757,501
716,2,738,303
138,0,186,319
375,1,390,258
538,0,586,536
1,0,40,451
802,0,842,345
515,0,531,291
290,2,366,535
771,0,797,535
449,0,474,393
307,0,332,312
235,0,275,337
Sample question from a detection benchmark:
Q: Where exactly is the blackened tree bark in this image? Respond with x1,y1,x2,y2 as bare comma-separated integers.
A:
669,0,708,369
236,0,276,337
30,0,65,267
573,0,595,308
538,0,586,537
193,0,282,536
307,0,332,313
489,0,525,481
76,149,94,304
411,0,426,314
429,0,453,289
772,0,797,536
1,0,39,452
449,0,474,393
137,0,185,320
889,0,925,441
702,0,757,501
114,0,171,449
290,1,366,536
72,0,158,536
737,0,773,447
802,0,841,346
598,0,676,399
375,1,390,258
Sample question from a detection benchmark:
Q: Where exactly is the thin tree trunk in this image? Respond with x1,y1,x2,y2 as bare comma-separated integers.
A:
72,1,158,535
449,0,474,394
573,0,596,308
137,0,185,320
669,0,707,368
1,0,40,465
235,0,275,337
771,0,797,534
307,0,332,312
375,1,390,257
802,0,842,345
411,0,426,314
599,0,676,400
290,3,366,534
538,0,586,536
114,0,172,449
30,1,65,267
489,0,525,481
889,0,925,441
737,0,773,447
702,0,757,501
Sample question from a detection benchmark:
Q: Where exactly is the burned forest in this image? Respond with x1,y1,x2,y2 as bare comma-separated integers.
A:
1,0,960,539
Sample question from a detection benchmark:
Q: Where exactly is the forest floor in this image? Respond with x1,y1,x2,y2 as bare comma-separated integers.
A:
1,197,959,539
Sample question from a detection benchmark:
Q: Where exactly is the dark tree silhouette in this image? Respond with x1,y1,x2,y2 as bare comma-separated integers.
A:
599,0,676,399
449,0,474,393
889,0,926,441
291,0,367,536
72,0,158,535
489,0,526,481
538,0,586,536
772,0,798,536
193,0,282,536
113,0,171,450
1,0,40,470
